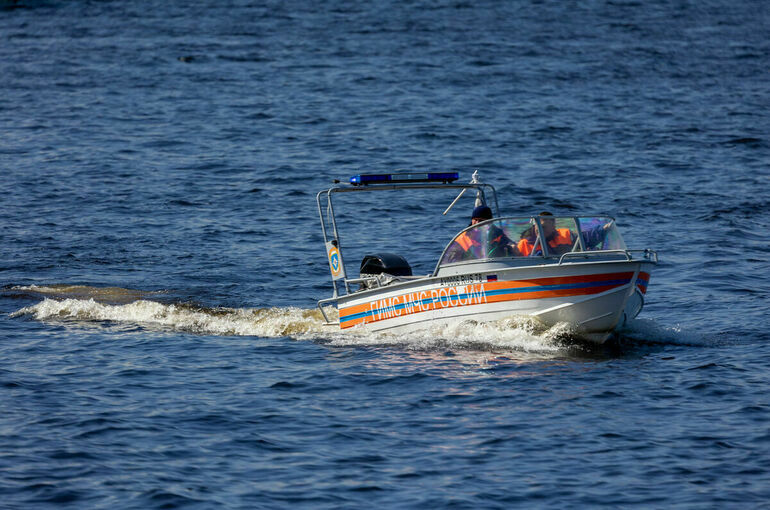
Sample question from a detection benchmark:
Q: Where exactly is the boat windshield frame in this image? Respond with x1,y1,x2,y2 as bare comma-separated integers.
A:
433,215,627,275
316,180,500,296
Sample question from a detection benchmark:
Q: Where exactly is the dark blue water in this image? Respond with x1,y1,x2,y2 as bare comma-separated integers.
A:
2,0,770,507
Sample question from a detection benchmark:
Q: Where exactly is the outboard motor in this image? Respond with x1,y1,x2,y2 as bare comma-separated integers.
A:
359,253,412,286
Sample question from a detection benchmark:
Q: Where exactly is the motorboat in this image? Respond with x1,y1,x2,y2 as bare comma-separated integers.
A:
316,172,657,344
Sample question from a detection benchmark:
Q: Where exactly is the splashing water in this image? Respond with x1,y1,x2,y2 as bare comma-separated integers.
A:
7,285,711,352
10,298,327,337
7,283,565,352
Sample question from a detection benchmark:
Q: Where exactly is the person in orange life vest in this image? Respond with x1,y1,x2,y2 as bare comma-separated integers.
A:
517,212,612,256
517,212,575,256
445,205,489,262
448,205,516,261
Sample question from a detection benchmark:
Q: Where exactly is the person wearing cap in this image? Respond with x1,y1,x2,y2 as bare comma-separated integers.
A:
470,205,493,225
474,206,518,258
446,206,488,261
444,205,516,262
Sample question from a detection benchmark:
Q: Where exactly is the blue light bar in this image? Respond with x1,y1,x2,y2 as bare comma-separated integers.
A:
349,172,460,186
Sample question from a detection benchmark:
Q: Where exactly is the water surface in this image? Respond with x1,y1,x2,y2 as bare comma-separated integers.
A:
2,0,770,507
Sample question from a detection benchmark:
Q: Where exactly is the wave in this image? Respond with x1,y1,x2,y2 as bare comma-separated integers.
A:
7,285,713,352
8,295,569,353
8,284,164,304
10,298,327,337
618,318,716,347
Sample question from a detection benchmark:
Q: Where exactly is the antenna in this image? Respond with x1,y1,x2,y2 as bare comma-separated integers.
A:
443,170,481,215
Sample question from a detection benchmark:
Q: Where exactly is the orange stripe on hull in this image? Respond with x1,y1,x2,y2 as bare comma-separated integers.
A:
339,271,634,329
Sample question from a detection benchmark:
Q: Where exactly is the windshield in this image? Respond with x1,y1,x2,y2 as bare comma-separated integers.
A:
578,217,626,251
439,216,625,265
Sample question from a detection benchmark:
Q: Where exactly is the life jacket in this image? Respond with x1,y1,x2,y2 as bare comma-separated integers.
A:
517,238,536,256
517,228,573,256
548,228,573,250
456,231,480,251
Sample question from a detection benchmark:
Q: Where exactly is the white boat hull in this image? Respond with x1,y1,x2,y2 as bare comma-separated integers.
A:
336,260,653,344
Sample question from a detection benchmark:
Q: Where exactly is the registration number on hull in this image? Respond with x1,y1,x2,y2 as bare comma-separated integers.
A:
439,273,484,287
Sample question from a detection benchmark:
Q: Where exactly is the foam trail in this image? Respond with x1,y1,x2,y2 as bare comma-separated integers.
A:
11,298,329,337
10,298,564,353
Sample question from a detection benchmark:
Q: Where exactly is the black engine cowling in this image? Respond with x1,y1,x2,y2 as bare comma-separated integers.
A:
359,253,412,277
